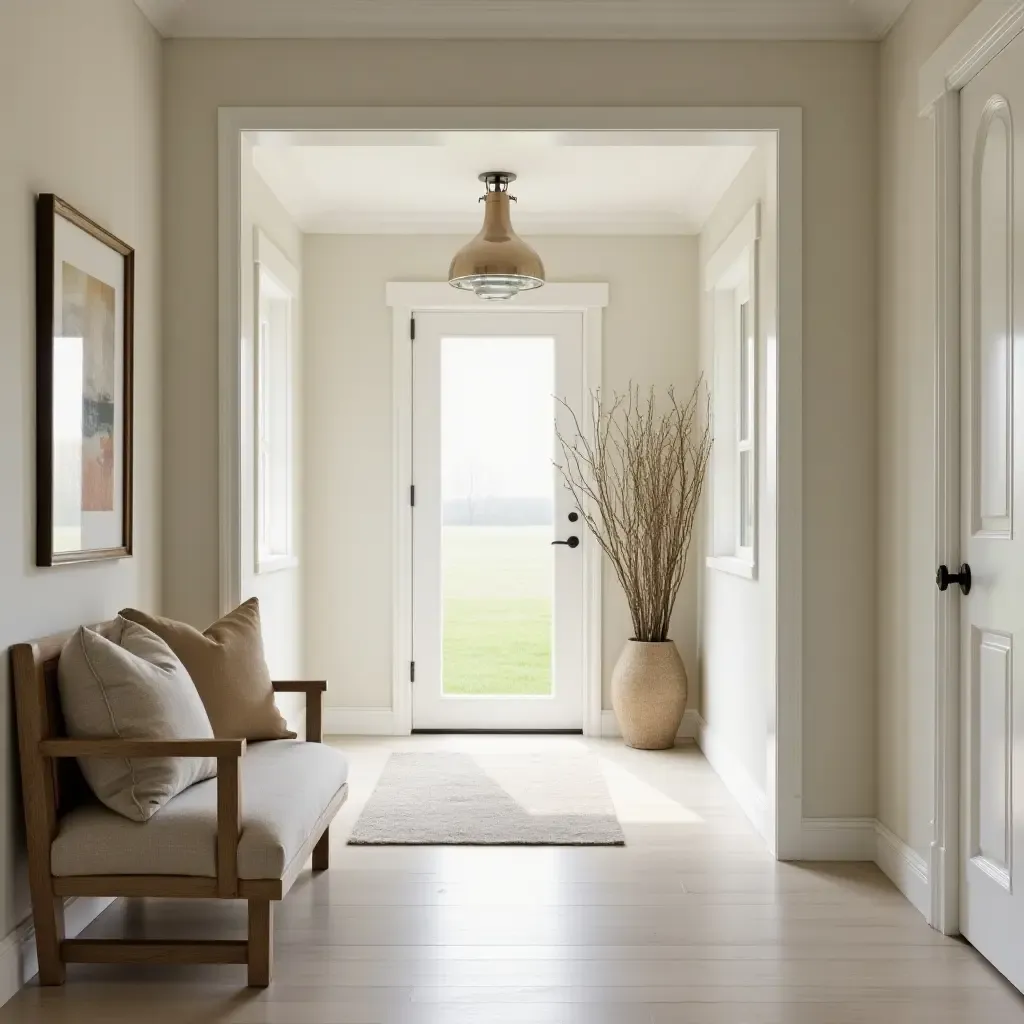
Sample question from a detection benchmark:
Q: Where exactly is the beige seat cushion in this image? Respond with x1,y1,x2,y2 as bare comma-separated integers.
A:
52,741,348,880
120,599,295,741
57,619,217,822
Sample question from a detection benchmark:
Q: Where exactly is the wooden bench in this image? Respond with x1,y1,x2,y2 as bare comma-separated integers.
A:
11,621,348,987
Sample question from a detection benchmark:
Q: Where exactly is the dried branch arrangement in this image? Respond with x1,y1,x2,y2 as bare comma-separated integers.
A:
556,382,712,643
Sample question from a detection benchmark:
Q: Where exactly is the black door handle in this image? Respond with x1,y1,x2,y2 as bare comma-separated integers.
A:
552,536,580,549
936,563,972,595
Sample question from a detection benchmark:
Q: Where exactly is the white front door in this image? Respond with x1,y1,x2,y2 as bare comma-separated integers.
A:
959,29,1024,993
411,311,586,731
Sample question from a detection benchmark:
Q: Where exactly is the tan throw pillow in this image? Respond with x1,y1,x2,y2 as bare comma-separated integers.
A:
119,598,295,741
58,619,217,822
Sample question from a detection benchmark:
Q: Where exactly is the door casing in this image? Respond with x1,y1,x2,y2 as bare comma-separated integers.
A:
218,107,802,857
920,0,1024,936
389,284,606,736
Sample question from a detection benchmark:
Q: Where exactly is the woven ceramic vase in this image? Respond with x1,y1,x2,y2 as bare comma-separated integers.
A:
611,640,688,750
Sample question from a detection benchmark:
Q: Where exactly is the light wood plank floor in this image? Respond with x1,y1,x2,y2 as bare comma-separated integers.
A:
5,735,1024,1023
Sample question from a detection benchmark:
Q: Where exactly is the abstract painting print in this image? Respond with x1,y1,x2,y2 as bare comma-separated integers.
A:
62,263,116,512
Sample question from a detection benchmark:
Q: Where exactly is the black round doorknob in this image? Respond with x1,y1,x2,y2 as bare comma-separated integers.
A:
568,512,579,523
936,563,972,595
552,535,580,549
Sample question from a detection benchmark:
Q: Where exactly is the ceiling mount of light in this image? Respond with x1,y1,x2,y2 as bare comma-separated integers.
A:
448,172,546,301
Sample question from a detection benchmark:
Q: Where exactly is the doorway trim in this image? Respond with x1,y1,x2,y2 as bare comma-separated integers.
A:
217,105,802,856
386,283,607,737
920,0,1024,936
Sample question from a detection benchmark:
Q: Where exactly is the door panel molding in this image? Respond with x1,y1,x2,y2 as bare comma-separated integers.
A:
921,0,1024,939
969,627,1013,883
970,95,1015,538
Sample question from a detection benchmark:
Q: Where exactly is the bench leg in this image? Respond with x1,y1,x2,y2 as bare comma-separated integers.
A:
312,827,330,872
35,895,66,986
247,900,274,988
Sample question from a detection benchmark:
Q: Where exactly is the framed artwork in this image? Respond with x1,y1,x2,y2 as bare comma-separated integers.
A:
36,194,134,566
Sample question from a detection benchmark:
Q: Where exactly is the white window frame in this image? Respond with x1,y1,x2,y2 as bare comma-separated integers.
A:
706,202,761,580
253,228,298,574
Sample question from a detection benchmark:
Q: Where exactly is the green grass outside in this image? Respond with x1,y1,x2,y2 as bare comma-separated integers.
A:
442,525,553,696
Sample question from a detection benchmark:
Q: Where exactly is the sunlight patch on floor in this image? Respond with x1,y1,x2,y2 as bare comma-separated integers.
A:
598,757,705,825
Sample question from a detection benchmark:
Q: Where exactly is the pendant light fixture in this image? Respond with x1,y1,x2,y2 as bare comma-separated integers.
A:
449,172,545,301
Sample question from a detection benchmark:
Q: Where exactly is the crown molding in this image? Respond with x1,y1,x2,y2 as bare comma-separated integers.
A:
133,0,186,34
136,0,911,41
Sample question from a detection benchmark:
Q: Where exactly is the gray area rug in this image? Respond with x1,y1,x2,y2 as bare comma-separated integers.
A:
348,751,626,845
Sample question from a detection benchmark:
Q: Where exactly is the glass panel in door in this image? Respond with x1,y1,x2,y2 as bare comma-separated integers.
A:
440,337,555,697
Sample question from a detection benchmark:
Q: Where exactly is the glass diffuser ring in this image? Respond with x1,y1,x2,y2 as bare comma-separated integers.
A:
448,172,546,301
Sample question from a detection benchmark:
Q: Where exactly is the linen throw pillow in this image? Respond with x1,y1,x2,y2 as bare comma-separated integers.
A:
119,598,295,741
57,619,217,822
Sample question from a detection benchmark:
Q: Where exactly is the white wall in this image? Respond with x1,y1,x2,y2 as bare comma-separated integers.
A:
877,0,980,859
163,37,878,818
698,146,779,832
240,146,305,728
0,0,162,996
301,234,699,714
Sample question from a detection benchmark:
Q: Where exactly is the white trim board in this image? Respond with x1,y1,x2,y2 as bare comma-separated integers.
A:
324,707,399,736
0,897,115,1007
875,821,931,920
919,1,1024,113
385,282,609,311
797,817,876,861
218,105,803,857
918,0,1024,938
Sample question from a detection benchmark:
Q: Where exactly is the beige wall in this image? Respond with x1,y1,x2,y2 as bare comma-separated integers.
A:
698,146,778,802
877,0,980,857
163,37,878,816
0,0,162,968
301,234,699,712
240,146,306,728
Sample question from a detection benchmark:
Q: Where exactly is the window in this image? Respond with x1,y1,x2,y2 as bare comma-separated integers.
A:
706,204,760,579
254,230,297,573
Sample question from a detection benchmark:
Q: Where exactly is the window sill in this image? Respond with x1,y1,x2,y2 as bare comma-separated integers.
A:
256,554,299,576
706,555,757,581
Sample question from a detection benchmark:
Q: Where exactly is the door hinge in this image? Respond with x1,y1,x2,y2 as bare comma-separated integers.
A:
410,315,416,341
410,484,416,507
410,661,416,683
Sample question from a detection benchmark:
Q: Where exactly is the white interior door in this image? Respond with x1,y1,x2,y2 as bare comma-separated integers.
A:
959,30,1024,993
412,310,586,731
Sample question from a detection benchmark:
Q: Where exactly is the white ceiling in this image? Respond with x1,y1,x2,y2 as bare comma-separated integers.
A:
136,0,911,40
250,131,759,235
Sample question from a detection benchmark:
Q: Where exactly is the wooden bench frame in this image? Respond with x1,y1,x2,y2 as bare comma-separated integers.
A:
11,626,334,988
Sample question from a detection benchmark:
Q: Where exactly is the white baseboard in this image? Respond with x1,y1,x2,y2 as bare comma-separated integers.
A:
324,707,397,735
693,712,768,840
0,896,115,1007
875,821,930,918
600,708,700,741
798,817,876,860
326,707,697,738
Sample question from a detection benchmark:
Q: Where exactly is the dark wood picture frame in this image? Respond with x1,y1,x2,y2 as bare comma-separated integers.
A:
36,194,134,567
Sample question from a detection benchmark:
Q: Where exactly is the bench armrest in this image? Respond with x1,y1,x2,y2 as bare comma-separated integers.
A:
272,681,327,743
272,681,327,694
39,738,246,759
40,737,246,898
